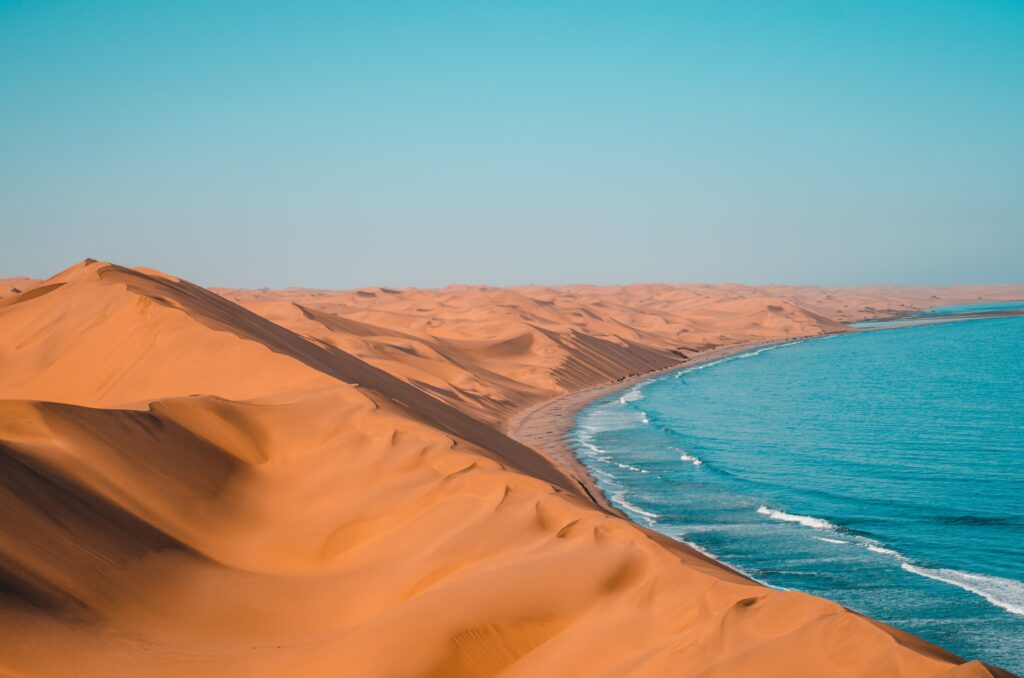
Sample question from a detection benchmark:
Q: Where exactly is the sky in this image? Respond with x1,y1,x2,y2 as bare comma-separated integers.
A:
1,1,1022,289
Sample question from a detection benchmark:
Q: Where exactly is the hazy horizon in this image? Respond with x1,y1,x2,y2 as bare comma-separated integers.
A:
8,257,1024,293
3,1,1022,289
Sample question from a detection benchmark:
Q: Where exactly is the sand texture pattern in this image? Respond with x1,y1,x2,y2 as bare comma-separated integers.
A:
1,260,1020,677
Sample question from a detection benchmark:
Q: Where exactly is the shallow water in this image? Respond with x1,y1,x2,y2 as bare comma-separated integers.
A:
852,299,1024,329
572,303,1024,672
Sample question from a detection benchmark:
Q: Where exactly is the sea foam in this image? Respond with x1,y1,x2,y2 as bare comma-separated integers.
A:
576,439,610,462
737,340,805,360
619,386,645,403
678,451,703,466
901,564,1024,617
757,505,836,531
611,490,660,524
673,340,805,379
676,359,723,377
864,543,906,559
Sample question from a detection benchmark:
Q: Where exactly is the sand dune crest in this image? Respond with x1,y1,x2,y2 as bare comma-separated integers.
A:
1,261,1019,675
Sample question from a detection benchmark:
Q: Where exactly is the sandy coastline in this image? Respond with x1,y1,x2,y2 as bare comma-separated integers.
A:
506,337,820,515
505,325,1020,678
3,263,1020,676
509,302,1024,518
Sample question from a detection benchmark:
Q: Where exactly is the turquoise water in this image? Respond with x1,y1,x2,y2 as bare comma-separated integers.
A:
916,300,1024,317
853,300,1024,329
573,304,1024,672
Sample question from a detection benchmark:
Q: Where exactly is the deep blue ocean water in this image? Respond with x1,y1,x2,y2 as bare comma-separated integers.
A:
572,304,1024,672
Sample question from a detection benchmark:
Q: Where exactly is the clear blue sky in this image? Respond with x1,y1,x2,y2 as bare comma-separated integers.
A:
2,1,1022,288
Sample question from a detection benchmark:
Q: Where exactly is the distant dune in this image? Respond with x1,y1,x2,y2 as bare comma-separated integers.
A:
0,276,39,301
1,260,1019,676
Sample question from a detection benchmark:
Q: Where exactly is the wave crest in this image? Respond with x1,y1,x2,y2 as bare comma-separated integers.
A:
816,536,848,544
757,505,836,531
619,386,644,404
679,451,703,466
611,490,660,524
901,564,1024,617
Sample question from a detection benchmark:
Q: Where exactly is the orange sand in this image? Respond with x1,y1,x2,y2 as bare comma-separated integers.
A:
1,260,1020,676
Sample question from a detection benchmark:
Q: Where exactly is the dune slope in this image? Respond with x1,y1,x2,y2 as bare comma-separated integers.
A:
0,261,1017,677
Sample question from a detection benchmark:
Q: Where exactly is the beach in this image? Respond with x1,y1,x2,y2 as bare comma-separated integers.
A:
565,309,1024,672
506,339,801,515
6,2,1021,674
1,261,1022,676
506,299,1024,519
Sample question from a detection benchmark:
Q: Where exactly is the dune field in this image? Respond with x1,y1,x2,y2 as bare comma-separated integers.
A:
1,259,1021,676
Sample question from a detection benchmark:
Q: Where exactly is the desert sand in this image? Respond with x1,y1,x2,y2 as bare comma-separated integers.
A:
1,259,1020,676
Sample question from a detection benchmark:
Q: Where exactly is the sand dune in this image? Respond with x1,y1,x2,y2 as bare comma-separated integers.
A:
1,260,1019,676
0,277,39,301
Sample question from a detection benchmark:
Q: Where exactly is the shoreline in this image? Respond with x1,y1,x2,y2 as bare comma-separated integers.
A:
506,318,1022,677
506,336,821,515
853,306,1024,331
504,303,1023,512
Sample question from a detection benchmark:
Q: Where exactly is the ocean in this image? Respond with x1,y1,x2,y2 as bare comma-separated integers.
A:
572,303,1024,672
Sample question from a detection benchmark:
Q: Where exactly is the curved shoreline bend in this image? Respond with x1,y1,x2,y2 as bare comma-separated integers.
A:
508,324,1020,678
508,304,1024,518
5,264,1021,676
507,331,1020,677
506,338,802,516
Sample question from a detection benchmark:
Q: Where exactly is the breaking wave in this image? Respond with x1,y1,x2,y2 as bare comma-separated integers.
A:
757,505,836,531
675,340,806,379
678,451,703,466
865,543,906,559
770,511,1023,618
736,340,804,359
619,386,644,403
611,489,660,524
901,564,1024,617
